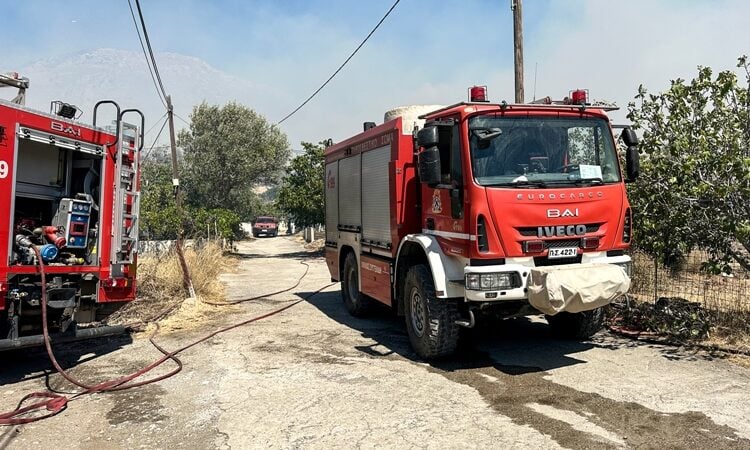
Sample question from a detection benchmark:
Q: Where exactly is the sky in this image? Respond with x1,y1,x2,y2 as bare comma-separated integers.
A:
2,0,750,148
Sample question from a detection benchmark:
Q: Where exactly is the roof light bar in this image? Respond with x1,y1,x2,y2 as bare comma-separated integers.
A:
469,85,489,102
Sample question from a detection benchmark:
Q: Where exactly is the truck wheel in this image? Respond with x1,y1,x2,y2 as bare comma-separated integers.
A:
546,307,604,339
403,264,460,359
341,252,370,317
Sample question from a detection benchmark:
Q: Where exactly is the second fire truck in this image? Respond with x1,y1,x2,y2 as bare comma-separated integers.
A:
325,86,638,359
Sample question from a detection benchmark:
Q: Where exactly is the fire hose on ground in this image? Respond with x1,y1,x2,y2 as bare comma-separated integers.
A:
0,247,334,425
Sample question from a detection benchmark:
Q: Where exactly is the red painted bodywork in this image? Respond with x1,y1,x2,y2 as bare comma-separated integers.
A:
359,254,391,304
0,102,137,312
325,101,630,301
418,105,630,263
325,117,420,256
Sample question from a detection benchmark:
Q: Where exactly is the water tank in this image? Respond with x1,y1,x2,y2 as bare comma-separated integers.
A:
384,105,444,135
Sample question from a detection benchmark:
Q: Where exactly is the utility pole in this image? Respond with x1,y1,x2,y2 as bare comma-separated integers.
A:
511,0,524,104
166,94,197,300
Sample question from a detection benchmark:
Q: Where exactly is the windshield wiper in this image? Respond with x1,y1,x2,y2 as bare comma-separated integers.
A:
572,178,603,186
539,177,604,187
487,180,548,188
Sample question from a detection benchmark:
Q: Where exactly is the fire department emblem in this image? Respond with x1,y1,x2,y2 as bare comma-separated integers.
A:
431,189,442,213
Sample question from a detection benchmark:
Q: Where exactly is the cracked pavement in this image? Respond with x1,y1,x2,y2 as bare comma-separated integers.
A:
2,236,750,449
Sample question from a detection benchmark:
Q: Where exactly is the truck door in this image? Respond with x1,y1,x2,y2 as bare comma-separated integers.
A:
421,121,468,258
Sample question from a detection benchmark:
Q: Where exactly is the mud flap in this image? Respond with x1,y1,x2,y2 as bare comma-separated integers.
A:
528,263,630,315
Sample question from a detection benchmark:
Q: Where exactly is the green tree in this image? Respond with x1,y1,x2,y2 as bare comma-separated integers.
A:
140,158,242,241
277,142,325,227
178,102,291,220
627,56,750,272
140,159,184,240
187,208,242,241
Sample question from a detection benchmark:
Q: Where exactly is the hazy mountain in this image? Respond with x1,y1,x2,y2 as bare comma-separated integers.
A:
8,48,261,144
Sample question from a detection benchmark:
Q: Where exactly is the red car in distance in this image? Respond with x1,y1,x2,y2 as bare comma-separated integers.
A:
252,216,279,238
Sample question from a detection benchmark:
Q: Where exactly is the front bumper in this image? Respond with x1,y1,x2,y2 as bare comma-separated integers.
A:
463,252,631,302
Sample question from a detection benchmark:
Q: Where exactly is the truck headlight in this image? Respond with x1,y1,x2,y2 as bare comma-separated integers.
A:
465,272,518,291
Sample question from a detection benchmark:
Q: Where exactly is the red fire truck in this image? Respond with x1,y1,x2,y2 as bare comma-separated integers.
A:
325,86,639,359
0,72,143,349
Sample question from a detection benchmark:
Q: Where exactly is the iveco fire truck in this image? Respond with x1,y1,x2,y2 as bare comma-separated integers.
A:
325,86,639,359
0,72,144,349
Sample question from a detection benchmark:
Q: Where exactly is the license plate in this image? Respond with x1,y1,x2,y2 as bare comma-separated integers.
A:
548,247,578,259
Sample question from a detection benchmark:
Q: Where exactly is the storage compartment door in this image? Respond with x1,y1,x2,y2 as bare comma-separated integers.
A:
325,162,339,242
338,154,361,231
361,145,391,248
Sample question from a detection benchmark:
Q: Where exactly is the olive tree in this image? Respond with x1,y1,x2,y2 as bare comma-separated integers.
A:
139,159,242,240
178,102,291,220
627,56,750,272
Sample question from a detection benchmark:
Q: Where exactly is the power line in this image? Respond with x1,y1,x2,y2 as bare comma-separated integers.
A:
142,115,170,161
174,113,191,127
144,112,168,136
277,0,401,125
127,0,166,107
134,0,169,101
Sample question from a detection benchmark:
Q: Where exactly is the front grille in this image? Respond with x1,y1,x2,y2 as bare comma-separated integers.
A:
544,239,580,249
517,223,601,237
477,215,489,252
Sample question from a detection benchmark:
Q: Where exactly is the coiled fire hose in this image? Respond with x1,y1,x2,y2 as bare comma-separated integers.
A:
0,247,333,425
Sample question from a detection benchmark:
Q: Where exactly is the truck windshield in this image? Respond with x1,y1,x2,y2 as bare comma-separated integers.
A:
468,115,620,187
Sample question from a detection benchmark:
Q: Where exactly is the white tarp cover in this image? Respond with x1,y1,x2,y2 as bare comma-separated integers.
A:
527,263,630,315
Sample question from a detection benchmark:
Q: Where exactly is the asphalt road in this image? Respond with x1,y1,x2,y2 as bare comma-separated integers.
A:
2,236,750,449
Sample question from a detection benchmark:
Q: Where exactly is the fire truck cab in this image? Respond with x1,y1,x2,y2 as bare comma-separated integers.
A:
325,87,639,359
0,75,144,349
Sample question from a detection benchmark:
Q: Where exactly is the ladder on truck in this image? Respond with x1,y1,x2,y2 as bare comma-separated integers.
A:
92,102,145,274
112,120,141,266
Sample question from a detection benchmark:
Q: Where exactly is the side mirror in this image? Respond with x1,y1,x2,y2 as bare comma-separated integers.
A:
418,146,442,186
621,128,639,147
625,145,639,182
417,126,439,148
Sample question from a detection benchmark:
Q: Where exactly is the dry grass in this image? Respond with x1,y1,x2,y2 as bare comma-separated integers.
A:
726,354,750,368
707,332,750,355
303,238,325,252
108,241,237,332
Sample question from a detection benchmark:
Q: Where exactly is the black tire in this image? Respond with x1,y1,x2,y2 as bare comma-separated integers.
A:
546,307,604,339
341,252,371,317
403,264,460,359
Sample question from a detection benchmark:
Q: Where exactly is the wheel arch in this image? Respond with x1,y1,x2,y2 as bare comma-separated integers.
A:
394,234,465,315
338,245,356,279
